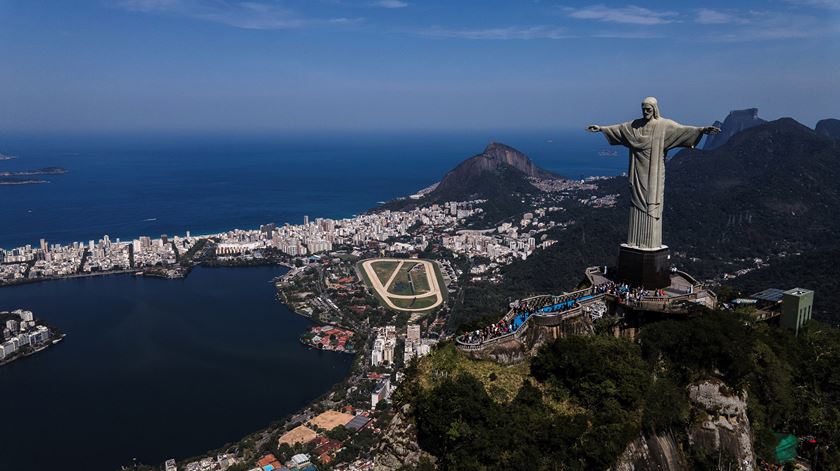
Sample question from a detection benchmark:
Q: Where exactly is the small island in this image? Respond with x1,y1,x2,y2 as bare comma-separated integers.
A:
0,178,50,185
0,309,63,365
0,166,68,176
0,153,15,161
0,166,67,185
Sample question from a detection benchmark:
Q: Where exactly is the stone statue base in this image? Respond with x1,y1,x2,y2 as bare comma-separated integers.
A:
617,244,670,289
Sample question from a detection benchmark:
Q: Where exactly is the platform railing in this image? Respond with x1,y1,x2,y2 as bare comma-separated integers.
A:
455,292,604,349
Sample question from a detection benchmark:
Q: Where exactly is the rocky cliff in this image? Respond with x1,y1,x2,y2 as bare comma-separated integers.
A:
434,142,557,195
373,404,437,470
687,380,755,470
612,380,755,471
816,118,840,140
702,108,766,150
612,432,689,471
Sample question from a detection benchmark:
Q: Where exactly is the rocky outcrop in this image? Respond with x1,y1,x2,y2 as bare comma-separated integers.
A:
460,335,529,364
702,108,766,150
612,432,688,471
612,380,755,471
687,380,755,471
433,142,558,195
373,404,437,470
816,118,840,140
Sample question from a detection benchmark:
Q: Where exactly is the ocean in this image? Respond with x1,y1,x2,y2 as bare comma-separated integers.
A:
0,131,625,469
0,130,625,249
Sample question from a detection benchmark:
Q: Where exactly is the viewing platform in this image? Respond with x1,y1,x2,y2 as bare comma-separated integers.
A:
455,266,716,359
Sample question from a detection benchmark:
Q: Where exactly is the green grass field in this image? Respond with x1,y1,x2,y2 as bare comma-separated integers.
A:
390,296,438,310
410,266,431,294
387,262,419,295
357,258,446,313
371,260,400,286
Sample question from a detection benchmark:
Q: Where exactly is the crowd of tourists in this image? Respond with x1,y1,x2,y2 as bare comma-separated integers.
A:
460,280,702,345
594,280,673,304
459,296,582,345
460,318,519,345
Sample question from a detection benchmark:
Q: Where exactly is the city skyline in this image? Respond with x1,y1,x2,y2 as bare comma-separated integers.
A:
0,0,838,132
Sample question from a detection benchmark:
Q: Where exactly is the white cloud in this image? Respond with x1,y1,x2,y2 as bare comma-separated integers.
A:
421,25,570,40
783,0,840,10
702,11,837,41
373,0,408,8
695,9,741,25
565,5,678,25
115,0,360,30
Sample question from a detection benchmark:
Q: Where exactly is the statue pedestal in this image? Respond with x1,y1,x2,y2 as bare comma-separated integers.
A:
617,244,670,289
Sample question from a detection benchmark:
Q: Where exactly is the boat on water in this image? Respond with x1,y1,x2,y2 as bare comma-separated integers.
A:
598,149,619,157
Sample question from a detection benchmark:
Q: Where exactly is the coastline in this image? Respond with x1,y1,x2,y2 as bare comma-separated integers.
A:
0,333,66,367
0,265,358,470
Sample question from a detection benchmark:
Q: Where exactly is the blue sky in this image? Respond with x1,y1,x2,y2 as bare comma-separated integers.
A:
0,0,837,131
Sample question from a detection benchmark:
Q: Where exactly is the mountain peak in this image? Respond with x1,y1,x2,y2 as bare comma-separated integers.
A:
483,141,518,154
425,142,559,215
703,108,766,150
816,118,840,140
434,142,557,194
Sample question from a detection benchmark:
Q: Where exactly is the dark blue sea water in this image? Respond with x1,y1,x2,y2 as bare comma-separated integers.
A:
0,131,624,249
0,266,353,470
0,132,624,469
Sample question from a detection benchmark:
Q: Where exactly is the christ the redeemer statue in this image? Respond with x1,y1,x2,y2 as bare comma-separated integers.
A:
587,97,719,288
588,97,719,249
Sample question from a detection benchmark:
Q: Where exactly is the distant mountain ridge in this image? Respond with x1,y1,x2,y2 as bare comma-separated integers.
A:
702,108,766,149
816,118,840,140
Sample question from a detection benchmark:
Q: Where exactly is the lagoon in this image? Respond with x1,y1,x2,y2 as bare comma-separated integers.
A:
0,266,354,470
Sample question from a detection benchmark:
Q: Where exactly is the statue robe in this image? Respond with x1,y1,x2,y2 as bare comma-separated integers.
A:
601,118,704,249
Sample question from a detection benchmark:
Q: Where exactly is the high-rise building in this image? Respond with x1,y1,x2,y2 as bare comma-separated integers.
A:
383,339,396,364
371,376,391,409
371,337,385,366
304,215,309,226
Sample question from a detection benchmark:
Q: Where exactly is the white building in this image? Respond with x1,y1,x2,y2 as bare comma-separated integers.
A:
371,376,391,409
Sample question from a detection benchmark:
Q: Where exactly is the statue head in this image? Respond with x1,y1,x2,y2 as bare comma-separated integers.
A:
641,97,660,120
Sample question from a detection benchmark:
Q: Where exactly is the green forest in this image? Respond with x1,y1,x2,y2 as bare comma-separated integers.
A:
404,313,840,469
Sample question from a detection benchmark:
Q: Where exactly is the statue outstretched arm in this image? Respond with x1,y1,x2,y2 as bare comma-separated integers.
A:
587,125,601,132
702,126,721,135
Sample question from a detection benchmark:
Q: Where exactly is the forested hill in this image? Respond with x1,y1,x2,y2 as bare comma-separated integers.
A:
665,118,840,266
380,142,560,223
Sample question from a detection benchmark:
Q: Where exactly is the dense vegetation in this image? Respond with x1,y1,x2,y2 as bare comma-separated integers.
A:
407,314,840,469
